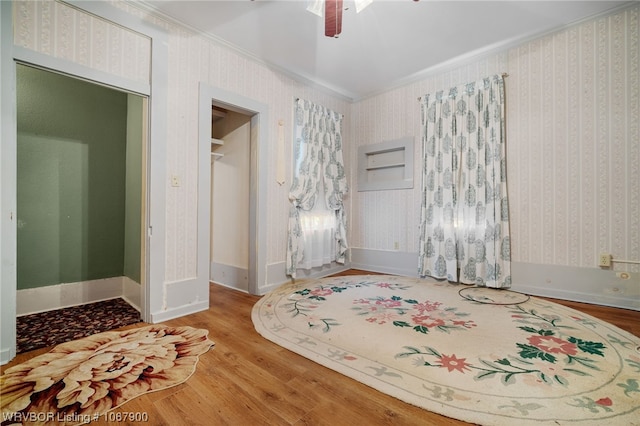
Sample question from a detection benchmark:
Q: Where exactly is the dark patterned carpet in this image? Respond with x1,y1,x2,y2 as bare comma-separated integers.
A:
16,298,142,354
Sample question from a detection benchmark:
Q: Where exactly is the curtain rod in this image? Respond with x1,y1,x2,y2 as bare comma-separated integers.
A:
294,97,344,119
417,73,509,102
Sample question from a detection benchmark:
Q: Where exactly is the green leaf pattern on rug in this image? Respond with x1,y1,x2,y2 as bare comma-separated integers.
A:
625,356,640,372
617,378,640,397
497,401,545,415
423,385,472,402
510,304,577,329
395,312,610,389
568,396,614,413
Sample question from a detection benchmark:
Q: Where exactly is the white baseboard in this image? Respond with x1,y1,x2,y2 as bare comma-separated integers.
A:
510,262,639,311
150,299,209,323
0,347,15,366
15,274,209,326
16,277,126,316
350,248,418,277
210,262,249,292
263,261,350,295
348,248,639,311
122,276,141,311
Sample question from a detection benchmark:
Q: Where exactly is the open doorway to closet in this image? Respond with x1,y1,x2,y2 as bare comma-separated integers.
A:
198,83,269,296
210,106,251,292
15,64,145,351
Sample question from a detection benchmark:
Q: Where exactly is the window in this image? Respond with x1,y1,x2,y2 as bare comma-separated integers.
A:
287,99,348,277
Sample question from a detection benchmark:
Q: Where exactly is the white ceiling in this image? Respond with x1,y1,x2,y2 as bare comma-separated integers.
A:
145,0,630,100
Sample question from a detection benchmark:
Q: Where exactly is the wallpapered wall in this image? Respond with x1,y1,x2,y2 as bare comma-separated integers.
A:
12,0,638,291
507,8,638,271
11,0,351,285
122,6,351,283
350,5,639,274
12,1,150,85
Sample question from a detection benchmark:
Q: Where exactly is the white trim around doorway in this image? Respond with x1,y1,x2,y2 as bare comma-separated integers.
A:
198,83,269,295
0,0,168,365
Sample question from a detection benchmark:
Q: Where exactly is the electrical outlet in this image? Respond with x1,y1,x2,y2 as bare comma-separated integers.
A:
598,253,612,267
171,174,181,187
394,242,399,250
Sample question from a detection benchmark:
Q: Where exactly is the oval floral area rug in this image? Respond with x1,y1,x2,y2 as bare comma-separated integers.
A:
252,275,640,425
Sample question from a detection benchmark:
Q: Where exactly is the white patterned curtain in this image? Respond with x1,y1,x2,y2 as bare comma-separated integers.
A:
418,75,511,288
287,99,348,278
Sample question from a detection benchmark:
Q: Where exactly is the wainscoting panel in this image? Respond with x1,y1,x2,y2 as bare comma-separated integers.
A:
153,277,209,323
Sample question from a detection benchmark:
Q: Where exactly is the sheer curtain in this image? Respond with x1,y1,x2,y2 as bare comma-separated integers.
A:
297,182,336,269
418,75,511,288
287,98,348,278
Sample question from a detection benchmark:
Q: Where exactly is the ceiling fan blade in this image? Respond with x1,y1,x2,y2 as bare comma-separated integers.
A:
354,0,373,13
325,0,343,37
306,0,323,17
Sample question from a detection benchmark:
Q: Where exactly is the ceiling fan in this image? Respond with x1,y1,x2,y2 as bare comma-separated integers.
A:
307,0,419,38
307,0,373,38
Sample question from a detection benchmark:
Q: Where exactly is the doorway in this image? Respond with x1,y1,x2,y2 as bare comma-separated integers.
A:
1,0,171,364
15,64,145,323
198,83,269,296
210,106,252,292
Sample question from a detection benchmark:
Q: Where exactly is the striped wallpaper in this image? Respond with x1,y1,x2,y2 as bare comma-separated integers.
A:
13,0,150,84
350,4,639,273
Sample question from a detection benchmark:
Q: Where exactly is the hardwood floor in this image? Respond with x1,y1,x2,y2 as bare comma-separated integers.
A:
2,269,639,425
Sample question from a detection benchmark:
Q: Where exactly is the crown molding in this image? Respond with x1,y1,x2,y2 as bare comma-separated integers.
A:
131,1,637,104
358,1,638,102
131,1,356,102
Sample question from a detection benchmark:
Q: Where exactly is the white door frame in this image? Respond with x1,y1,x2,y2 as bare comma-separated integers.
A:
0,1,168,364
198,83,268,295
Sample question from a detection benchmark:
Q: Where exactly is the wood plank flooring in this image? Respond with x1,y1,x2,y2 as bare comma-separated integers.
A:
2,269,639,425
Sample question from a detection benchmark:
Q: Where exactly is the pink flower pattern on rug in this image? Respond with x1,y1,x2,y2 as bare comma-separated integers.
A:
352,295,476,333
254,275,640,425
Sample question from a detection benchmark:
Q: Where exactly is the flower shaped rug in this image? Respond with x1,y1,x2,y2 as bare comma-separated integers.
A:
1,325,214,425
252,275,640,425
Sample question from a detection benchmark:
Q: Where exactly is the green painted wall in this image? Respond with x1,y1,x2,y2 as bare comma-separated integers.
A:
17,64,130,289
124,94,143,284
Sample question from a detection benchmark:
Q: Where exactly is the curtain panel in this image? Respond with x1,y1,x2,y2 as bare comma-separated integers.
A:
287,98,348,278
418,75,511,288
